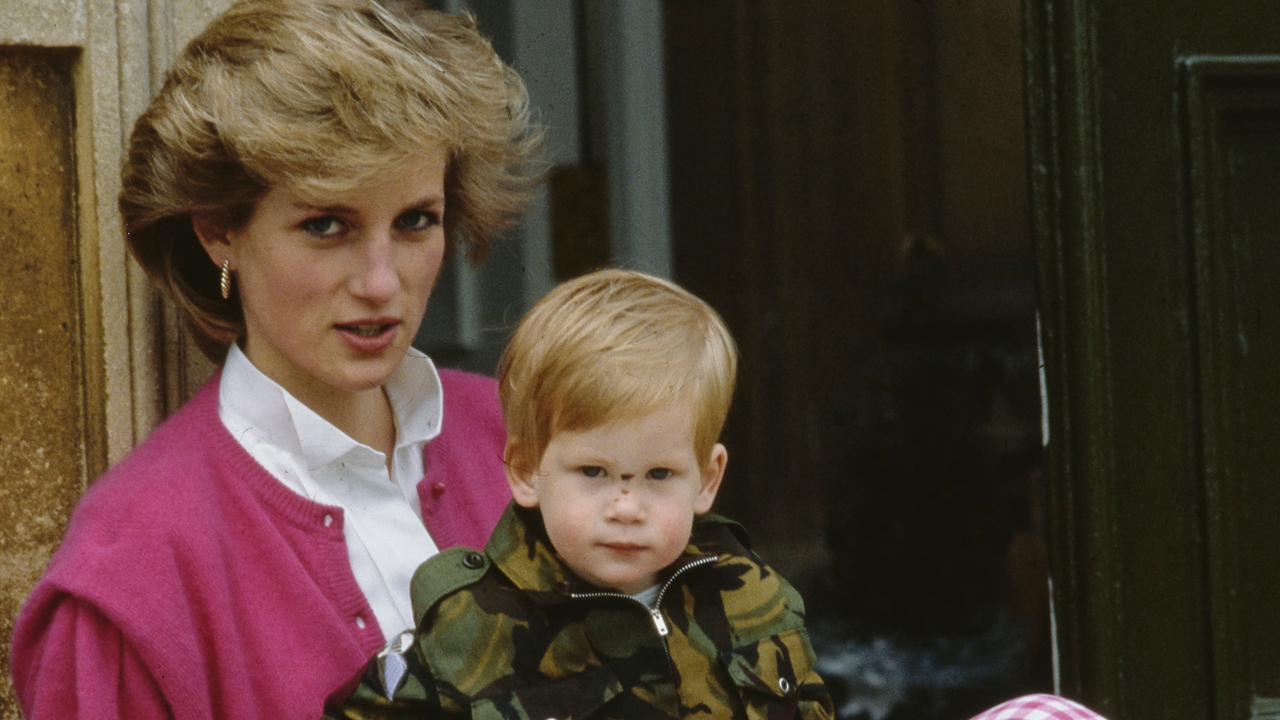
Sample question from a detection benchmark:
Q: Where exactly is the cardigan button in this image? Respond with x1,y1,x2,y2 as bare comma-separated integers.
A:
461,552,486,570
323,514,333,527
432,482,446,494
355,616,366,629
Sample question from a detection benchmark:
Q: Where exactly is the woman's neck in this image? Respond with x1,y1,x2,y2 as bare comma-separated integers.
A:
286,378,399,465
324,387,397,460
235,342,400,467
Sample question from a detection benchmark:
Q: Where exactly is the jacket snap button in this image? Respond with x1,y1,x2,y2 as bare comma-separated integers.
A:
461,552,485,569
778,677,792,694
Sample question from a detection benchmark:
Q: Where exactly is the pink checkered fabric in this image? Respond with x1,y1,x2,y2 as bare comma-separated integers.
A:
967,694,1107,720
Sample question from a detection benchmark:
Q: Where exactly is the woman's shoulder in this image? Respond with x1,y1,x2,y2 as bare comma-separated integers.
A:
437,368,499,411
76,376,228,518
435,368,503,438
436,366,496,389
42,374,258,588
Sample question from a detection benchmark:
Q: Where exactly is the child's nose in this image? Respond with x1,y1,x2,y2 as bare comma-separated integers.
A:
607,487,644,522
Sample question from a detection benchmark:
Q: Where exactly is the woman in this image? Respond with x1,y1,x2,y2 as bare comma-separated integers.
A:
10,1,541,717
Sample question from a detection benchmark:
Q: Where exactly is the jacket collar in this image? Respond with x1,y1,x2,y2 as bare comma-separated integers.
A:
484,503,747,604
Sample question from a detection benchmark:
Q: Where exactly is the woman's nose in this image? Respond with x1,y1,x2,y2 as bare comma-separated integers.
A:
350,233,399,302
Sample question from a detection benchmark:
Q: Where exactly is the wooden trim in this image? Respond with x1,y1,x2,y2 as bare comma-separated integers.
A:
1182,54,1280,720
1023,0,1123,712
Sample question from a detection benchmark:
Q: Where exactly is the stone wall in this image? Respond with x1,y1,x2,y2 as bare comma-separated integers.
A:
0,2,230,714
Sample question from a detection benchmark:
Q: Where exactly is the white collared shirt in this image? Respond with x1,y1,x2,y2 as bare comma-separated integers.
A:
218,344,443,642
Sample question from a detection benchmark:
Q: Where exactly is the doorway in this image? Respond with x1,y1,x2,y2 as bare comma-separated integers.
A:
663,2,1050,718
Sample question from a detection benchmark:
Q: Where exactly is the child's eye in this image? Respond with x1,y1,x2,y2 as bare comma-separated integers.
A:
647,468,672,480
398,209,441,231
302,216,345,237
579,466,605,478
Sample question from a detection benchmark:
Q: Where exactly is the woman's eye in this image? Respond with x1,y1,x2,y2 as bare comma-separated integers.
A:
398,210,440,231
579,466,605,478
647,468,672,480
302,216,344,237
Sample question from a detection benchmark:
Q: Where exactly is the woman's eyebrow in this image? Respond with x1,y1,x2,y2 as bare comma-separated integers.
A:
291,200,355,214
407,193,446,208
290,195,445,214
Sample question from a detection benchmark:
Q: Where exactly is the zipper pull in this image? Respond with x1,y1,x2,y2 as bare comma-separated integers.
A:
649,607,670,637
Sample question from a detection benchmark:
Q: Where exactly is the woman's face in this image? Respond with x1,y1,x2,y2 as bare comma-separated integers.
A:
207,150,448,406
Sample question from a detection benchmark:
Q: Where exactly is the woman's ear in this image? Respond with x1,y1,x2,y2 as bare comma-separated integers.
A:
191,214,233,268
504,441,540,508
694,443,727,514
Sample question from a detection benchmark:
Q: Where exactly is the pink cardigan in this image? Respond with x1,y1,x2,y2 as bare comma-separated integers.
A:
10,368,512,720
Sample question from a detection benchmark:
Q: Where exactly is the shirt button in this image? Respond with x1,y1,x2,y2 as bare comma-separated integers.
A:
432,482,446,494
355,616,366,629
323,514,333,527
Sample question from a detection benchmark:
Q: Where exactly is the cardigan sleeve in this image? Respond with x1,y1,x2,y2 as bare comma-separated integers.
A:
13,595,174,720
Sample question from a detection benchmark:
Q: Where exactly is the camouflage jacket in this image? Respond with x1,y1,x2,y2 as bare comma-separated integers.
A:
339,503,833,720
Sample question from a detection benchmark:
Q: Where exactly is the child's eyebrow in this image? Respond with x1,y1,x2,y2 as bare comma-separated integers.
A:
574,458,612,467
557,451,610,465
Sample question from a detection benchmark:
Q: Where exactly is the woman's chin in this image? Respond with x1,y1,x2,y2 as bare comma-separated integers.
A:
329,361,402,394
278,355,404,404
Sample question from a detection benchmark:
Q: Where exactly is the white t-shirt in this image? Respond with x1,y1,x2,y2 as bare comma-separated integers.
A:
631,584,661,608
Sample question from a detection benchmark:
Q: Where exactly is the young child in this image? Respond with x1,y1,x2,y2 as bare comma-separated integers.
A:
339,269,832,720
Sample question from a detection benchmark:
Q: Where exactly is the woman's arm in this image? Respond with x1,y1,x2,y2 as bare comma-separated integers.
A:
14,597,172,720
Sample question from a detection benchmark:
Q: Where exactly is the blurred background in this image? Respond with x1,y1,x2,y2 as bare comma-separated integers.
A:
0,1,1047,718
415,2,1049,718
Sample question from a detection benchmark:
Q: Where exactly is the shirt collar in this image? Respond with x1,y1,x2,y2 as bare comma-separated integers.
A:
384,348,443,449
221,343,444,473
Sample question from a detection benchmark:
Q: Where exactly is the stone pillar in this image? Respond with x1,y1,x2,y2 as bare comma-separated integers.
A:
0,49,86,719
0,1,231,714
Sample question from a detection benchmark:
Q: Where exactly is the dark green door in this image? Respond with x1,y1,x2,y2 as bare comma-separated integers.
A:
1027,0,1280,717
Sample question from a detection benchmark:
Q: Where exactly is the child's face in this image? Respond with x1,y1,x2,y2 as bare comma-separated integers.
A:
507,400,727,595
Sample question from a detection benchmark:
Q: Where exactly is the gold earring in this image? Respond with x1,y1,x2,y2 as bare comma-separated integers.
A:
219,259,232,300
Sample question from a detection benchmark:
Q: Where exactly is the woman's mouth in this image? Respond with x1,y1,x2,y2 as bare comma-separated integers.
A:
344,323,393,337
335,320,399,352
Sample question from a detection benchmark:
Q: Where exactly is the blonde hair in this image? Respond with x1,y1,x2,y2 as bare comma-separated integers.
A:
120,0,543,360
498,269,738,472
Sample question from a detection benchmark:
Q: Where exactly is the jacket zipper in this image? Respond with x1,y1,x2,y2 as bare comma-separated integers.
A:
568,555,719,639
